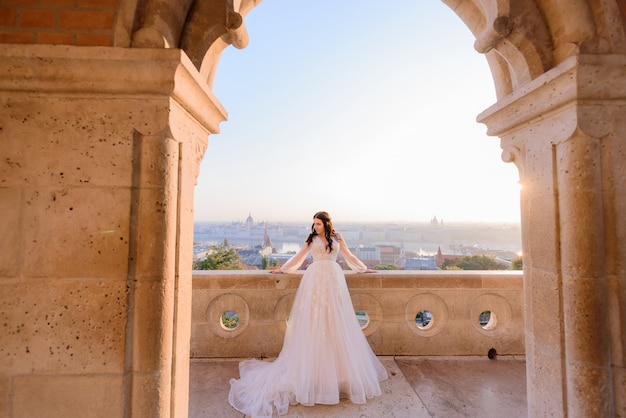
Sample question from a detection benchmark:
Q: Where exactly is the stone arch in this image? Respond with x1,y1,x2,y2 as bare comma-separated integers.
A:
0,0,624,417
120,0,626,96
119,1,626,416
116,0,626,100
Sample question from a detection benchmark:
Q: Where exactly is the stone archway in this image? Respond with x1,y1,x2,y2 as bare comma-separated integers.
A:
0,0,624,417
123,1,626,416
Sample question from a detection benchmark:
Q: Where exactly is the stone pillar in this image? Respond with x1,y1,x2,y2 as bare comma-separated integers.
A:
0,45,225,417
479,54,626,417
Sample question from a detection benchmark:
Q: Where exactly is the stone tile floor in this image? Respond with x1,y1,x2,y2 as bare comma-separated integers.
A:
189,356,527,418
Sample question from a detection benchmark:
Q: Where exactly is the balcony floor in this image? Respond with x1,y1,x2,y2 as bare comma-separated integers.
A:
189,355,527,417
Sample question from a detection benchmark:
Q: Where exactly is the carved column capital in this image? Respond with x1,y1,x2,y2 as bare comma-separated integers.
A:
478,54,626,170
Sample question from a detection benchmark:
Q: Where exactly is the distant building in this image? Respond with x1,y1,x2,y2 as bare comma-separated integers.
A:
405,258,438,270
356,246,379,261
261,223,276,255
379,245,401,266
435,246,465,268
245,213,254,230
430,215,443,228
241,253,264,268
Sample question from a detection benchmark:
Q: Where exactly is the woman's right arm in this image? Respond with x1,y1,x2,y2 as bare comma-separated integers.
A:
270,241,310,273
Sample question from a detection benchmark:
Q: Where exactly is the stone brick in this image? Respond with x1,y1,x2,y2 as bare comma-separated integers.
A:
77,0,117,6
36,32,72,44
41,0,75,5
21,186,131,278
0,280,128,375
58,10,114,30
0,30,34,43
20,9,55,28
12,375,124,418
0,376,9,417
1,0,36,5
0,187,21,278
0,7,17,26
76,33,111,46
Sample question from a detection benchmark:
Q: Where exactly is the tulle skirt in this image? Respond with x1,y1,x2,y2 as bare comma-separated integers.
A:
228,261,388,417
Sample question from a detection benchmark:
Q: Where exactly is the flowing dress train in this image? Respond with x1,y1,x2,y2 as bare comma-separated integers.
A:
228,236,388,417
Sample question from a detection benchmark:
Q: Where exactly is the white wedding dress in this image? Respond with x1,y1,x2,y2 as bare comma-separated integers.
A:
228,236,388,417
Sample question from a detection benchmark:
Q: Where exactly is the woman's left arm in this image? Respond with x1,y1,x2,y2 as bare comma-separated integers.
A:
270,240,310,274
336,233,377,273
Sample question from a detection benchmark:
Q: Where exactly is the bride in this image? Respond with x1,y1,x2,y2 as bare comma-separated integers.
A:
228,211,388,417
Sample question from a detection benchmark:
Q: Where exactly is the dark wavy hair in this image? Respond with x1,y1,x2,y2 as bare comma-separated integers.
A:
306,211,336,252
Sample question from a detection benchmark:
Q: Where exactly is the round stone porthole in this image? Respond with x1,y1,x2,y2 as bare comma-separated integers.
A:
479,310,497,330
350,293,383,336
415,310,433,330
405,293,448,337
220,310,239,330
275,294,295,334
355,310,370,329
206,293,249,338
470,294,512,336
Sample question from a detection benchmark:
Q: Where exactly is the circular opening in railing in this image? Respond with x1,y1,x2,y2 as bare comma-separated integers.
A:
415,310,433,330
479,310,497,330
220,310,239,331
355,310,369,329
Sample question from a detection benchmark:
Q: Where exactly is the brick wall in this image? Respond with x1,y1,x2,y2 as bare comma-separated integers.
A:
0,0,118,46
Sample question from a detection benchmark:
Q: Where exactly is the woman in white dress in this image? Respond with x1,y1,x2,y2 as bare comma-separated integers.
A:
228,211,388,417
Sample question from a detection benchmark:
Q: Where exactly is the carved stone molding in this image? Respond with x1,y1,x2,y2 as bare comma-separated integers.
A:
477,54,626,138
0,45,227,135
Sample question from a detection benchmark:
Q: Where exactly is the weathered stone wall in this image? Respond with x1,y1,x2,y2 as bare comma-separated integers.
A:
0,44,225,418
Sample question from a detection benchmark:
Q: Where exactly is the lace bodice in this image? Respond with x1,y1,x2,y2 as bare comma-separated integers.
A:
309,237,338,261
280,236,367,273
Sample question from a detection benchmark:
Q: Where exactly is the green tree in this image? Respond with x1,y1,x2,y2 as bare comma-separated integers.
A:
511,256,523,270
373,264,396,270
441,255,508,270
194,240,244,270
442,265,462,270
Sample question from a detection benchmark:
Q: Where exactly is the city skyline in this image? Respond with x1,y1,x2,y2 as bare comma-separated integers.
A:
194,0,522,224
194,215,522,252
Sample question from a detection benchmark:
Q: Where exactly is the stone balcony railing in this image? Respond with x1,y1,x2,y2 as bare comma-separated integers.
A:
191,270,524,358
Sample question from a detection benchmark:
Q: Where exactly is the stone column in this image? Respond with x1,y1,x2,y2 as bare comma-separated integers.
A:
0,45,225,417
478,54,625,417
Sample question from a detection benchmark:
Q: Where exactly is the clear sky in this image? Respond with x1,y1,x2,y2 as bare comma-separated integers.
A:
193,0,521,225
